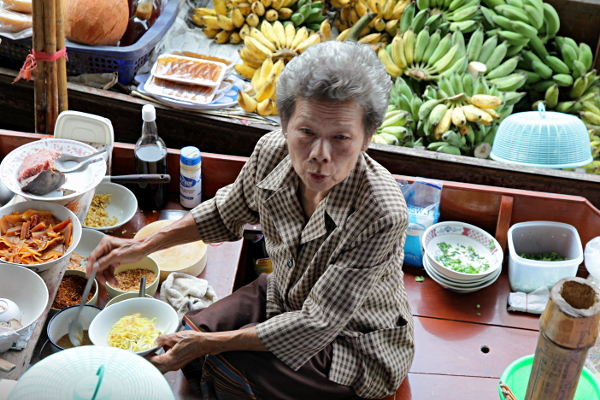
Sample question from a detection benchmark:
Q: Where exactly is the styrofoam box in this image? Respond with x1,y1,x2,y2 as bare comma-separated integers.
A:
508,221,583,293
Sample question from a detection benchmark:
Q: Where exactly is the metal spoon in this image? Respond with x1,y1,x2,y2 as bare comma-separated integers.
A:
139,276,146,298
55,149,107,173
68,270,97,347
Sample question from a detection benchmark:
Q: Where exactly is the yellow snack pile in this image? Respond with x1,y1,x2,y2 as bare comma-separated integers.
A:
107,313,162,352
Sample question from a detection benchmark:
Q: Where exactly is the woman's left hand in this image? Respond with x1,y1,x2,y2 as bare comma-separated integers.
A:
146,330,209,373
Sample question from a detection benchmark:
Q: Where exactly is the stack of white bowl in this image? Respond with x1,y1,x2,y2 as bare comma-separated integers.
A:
421,221,504,294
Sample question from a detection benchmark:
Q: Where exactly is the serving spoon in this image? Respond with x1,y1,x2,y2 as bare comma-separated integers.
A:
55,149,107,173
68,270,97,347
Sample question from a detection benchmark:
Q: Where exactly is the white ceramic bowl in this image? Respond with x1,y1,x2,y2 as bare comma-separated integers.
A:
88,297,180,356
0,263,48,335
0,201,82,272
50,269,98,314
47,304,102,352
423,255,501,289
105,257,160,298
83,182,138,231
0,298,23,323
422,221,503,282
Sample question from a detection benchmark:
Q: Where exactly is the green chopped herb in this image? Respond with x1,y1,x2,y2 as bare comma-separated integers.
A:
489,241,495,250
415,276,425,282
477,313,481,316
519,252,568,261
434,242,490,274
476,304,481,309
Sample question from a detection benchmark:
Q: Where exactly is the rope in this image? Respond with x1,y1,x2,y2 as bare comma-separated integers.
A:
14,48,68,83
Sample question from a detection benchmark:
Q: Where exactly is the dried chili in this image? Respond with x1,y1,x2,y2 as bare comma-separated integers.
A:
51,275,95,309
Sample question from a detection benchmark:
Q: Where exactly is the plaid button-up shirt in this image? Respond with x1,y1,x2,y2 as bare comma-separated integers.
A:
192,130,414,399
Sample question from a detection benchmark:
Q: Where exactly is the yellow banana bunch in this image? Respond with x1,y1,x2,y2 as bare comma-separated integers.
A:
192,0,301,44
333,0,410,38
237,58,286,115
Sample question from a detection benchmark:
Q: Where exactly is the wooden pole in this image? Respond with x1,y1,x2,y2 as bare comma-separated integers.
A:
44,0,58,135
56,0,68,113
31,0,46,134
525,277,600,400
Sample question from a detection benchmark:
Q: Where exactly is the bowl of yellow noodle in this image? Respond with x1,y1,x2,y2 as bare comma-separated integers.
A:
88,297,180,356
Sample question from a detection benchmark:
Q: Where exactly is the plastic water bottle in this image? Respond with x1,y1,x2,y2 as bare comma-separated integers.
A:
135,104,168,210
179,146,201,208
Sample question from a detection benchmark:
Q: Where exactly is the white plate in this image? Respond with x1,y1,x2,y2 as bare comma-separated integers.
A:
424,256,501,293
0,138,106,202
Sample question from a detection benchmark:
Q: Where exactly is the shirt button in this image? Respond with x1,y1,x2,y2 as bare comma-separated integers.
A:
287,258,294,268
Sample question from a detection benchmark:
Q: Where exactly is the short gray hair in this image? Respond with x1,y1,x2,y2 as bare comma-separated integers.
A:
276,41,392,137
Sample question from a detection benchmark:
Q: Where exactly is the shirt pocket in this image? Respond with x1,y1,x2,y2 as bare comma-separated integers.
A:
354,324,413,367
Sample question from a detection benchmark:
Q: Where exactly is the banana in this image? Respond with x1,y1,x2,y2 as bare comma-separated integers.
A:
413,27,430,64
381,126,409,140
560,43,578,71
555,100,578,113
434,109,453,139
462,72,475,96
497,30,529,47
581,111,600,126
215,29,233,44
238,3,253,16
579,42,594,71
379,48,403,78
391,34,407,69
257,98,275,116
295,33,321,53
260,19,280,47
483,40,508,71
411,8,430,35
482,107,500,119
545,55,570,75
403,27,415,66
251,1,266,17
466,25,484,62
432,44,459,73
528,34,549,60
470,94,503,109
291,26,308,49
449,20,478,33
462,104,493,125
193,7,217,17
495,4,530,24
489,72,527,91
429,104,449,132
531,60,553,80
438,76,455,97
477,34,498,65
213,0,228,15
552,74,574,87
319,19,332,41
255,56,274,88
544,84,559,109
583,101,600,116
272,21,287,47
250,28,277,52
450,71,464,95
284,21,296,47
245,36,273,62
419,99,443,120
358,33,382,44
509,20,538,39
277,7,294,19
570,76,588,99
399,0,415,33
421,29,441,65
234,64,257,80
523,4,543,30
238,91,258,112
428,33,453,66
231,8,246,28
381,111,410,128
571,60,587,80
503,91,527,106
246,12,260,27
486,55,520,80
202,28,220,39
451,106,467,127
542,2,560,39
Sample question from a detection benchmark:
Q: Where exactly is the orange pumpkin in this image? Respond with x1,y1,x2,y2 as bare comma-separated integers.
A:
63,0,129,46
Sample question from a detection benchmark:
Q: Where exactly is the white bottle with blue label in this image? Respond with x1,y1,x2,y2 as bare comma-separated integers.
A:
180,146,202,208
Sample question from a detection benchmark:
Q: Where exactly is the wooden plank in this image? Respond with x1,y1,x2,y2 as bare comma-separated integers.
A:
495,196,514,251
404,265,540,331
396,373,501,400
410,316,539,378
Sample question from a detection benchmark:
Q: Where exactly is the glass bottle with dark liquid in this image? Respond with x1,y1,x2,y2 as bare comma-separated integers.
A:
119,0,162,46
135,104,168,210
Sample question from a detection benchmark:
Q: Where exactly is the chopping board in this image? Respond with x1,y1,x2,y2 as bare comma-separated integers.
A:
134,220,207,281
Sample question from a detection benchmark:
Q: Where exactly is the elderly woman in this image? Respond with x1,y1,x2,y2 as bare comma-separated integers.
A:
87,40,414,399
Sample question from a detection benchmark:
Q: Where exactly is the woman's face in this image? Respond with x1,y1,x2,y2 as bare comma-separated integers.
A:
285,99,370,199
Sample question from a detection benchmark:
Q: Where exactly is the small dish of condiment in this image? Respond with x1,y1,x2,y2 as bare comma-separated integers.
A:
104,257,160,298
47,304,101,353
50,270,98,314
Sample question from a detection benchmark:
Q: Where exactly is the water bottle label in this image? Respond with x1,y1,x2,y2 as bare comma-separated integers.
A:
180,174,200,187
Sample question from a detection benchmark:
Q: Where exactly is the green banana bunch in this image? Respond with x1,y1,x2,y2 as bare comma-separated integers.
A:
378,27,470,81
289,0,326,30
413,0,484,34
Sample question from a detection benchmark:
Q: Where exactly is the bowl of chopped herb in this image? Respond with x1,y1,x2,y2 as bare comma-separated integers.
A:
422,221,503,281
507,221,583,293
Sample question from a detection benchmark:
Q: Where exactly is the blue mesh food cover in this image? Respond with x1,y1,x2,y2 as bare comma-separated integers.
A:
490,106,592,169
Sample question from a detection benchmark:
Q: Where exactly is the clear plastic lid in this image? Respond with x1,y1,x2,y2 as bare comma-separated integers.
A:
585,237,600,280
180,146,201,166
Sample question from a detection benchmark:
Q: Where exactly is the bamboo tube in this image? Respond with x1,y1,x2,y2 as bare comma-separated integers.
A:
56,0,68,113
525,277,600,400
31,0,46,134
44,0,58,135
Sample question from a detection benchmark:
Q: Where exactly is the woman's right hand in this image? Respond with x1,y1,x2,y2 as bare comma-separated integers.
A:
86,235,149,286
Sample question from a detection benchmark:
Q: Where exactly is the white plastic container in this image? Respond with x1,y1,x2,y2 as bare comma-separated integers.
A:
508,221,583,293
179,146,202,208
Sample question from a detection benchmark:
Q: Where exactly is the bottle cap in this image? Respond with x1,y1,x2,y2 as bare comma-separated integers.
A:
180,146,201,166
142,104,156,121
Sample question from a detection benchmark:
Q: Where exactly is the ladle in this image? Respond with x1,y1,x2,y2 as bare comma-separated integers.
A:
139,276,146,298
55,149,107,173
68,270,97,347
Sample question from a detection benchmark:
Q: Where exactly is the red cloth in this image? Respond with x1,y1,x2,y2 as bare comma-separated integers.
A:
13,48,68,83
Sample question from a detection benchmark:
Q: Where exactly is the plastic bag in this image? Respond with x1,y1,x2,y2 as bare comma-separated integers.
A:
398,178,443,267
